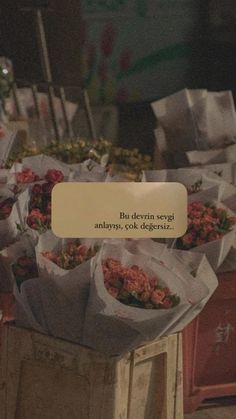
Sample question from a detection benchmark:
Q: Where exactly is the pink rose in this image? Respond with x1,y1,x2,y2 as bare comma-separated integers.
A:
162,298,173,309
42,251,55,261
16,168,38,184
151,289,165,305
123,278,142,293
182,233,194,245
45,169,64,184
77,244,88,257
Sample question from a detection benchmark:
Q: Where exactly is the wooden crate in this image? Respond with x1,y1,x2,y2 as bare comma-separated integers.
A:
183,271,236,413
0,325,183,419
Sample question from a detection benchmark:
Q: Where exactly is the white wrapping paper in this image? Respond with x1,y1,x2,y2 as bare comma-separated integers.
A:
32,231,100,343
21,154,73,180
83,242,215,356
0,187,29,249
171,189,236,271
152,89,236,152
0,123,17,167
0,232,37,292
142,169,225,199
186,143,236,166
0,233,46,332
71,159,106,182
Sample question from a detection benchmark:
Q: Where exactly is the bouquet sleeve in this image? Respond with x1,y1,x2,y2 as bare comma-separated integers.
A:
83,243,211,356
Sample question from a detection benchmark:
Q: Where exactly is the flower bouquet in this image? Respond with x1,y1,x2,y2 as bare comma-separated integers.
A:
106,147,152,182
103,257,180,310
0,233,47,333
83,242,212,355
185,143,236,166
0,123,17,167
5,139,112,167
125,238,218,334
17,154,73,180
30,231,100,343
26,167,65,233
142,168,226,197
175,199,236,270
14,168,40,184
70,159,106,182
0,186,29,249
43,138,112,164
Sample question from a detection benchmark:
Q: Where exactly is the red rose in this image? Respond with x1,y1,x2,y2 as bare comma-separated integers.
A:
77,244,88,257
16,168,38,184
27,208,45,228
45,169,64,184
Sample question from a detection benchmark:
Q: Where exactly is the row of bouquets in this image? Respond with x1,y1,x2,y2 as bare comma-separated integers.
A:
143,163,236,272
0,154,107,248
0,231,218,356
152,88,236,167
0,154,236,355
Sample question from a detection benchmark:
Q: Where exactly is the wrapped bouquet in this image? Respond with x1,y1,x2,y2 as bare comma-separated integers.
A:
0,186,29,249
175,199,236,270
83,242,216,355
29,231,101,343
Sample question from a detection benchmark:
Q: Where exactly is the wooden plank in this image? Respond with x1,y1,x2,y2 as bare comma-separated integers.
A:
15,361,90,419
166,334,180,419
174,334,184,419
0,326,183,419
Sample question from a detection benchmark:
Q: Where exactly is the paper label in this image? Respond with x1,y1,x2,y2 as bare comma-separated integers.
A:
52,182,187,238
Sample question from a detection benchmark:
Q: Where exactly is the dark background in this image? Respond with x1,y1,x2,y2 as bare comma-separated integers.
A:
0,0,236,155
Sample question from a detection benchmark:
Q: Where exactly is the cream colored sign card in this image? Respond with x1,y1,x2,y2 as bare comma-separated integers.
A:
52,183,187,238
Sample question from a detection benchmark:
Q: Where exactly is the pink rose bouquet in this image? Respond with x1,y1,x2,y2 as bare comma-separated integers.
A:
42,240,99,270
26,169,64,232
102,258,180,309
177,201,236,250
15,168,40,184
